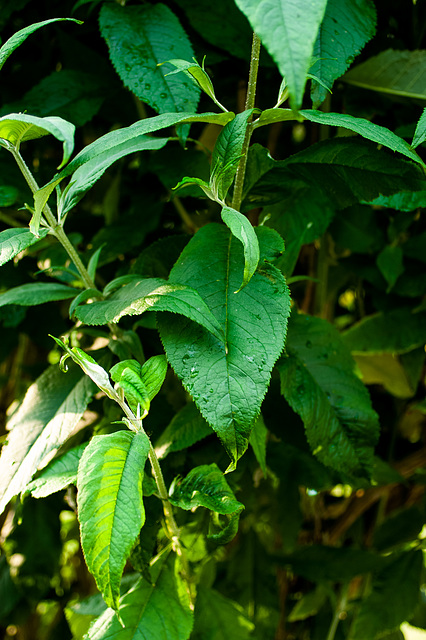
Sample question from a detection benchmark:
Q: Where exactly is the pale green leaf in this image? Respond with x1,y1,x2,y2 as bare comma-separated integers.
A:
77,430,150,611
0,282,77,308
86,552,193,640
0,363,95,516
155,402,213,460
351,551,423,640
191,587,254,640
234,0,328,109
112,366,151,415
34,111,234,219
0,227,49,266
25,443,87,498
0,113,75,168
0,18,81,71
376,245,404,292
99,3,199,115
343,49,426,100
158,224,291,467
221,206,259,290
249,414,268,476
74,277,225,343
412,107,426,149
310,0,376,107
278,313,379,479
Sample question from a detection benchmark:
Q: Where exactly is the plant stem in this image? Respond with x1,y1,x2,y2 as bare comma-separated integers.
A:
10,148,96,290
326,585,349,640
231,32,261,212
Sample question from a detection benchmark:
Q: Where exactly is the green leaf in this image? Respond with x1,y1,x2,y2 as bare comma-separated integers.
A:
77,430,150,611
0,282,77,308
343,49,426,100
191,587,254,640
351,550,423,640
278,313,379,479
221,206,259,290
155,402,213,460
329,205,384,254
169,463,244,514
376,245,404,292
25,443,88,498
211,110,253,200
0,227,49,266
99,3,199,115
75,277,224,343
0,113,75,169
0,185,19,206
69,289,102,320
288,586,327,622
140,355,168,401
0,362,95,516
310,0,376,107
34,111,234,219
165,59,226,112
234,0,328,109
249,414,268,476
367,190,426,212
373,507,424,552
412,107,426,149
115,367,151,416
158,224,291,467
0,18,81,71
86,551,193,640
342,308,426,354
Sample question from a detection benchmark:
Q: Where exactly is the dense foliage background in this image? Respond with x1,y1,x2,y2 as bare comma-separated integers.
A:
1,0,426,639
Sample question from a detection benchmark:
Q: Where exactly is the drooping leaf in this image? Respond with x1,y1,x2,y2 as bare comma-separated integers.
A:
351,550,423,640
0,282,77,308
86,551,193,640
34,111,234,219
191,587,254,640
234,0,328,109
158,224,291,467
25,442,88,498
74,277,225,343
0,18,81,71
249,414,268,476
342,308,426,355
343,49,426,100
155,402,213,460
0,113,75,168
310,0,377,107
221,206,259,290
165,59,227,112
278,313,379,479
376,245,404,292
0,362,95,516
0,227,49,266
99,3,199,115
77,430,150,611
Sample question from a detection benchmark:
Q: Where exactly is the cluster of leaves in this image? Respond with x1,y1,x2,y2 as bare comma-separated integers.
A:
0,0,426,639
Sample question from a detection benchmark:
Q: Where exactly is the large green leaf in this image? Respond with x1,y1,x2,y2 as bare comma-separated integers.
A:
278,313,379,479
0,113,75,168
0,282,77,308
86,552,193,640
74,277,224,343
0,363,95,516
0,18,81,71
343,49,426,100
351,550,423,639
0,227,49,266
158,224,291,467
342,308,426,354
34,111,234,219
310,0,376,107
99,3,199,115
234,0,328,109
77,430,150,611
191,587,254,639
25,442,87,499
155,402,213,460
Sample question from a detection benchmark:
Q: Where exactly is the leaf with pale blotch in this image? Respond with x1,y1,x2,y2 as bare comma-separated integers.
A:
25,443,87,499
158,224,291,467
77,430,150,611
234,0,328,109
0,363,95,517
278,313,379,480
221,206,259,290
0,228,49,266
86,551,193,639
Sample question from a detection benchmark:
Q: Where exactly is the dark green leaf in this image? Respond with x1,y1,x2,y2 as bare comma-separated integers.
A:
249,414,268,476
376,245,404,292
373,507,424,552
412,107,426,149
0,282,76,308
191,587,254,639
278,313,379,479
158,224,291,467
154,402,213,460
